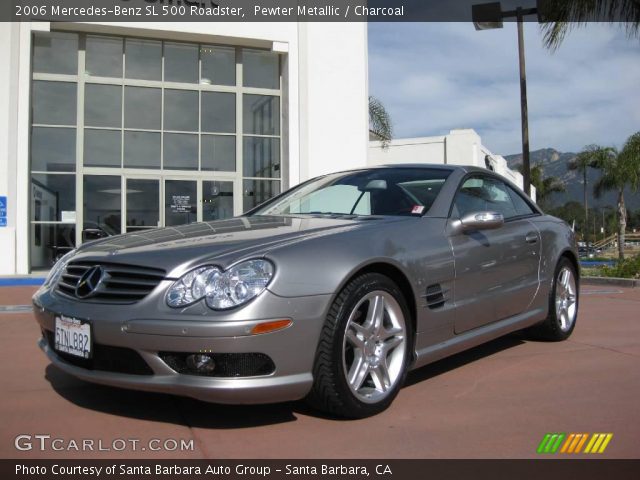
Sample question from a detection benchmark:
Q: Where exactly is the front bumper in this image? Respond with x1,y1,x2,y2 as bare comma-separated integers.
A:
33,288,332,404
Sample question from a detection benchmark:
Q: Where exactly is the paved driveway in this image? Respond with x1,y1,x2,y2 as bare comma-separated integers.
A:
1,285,638,459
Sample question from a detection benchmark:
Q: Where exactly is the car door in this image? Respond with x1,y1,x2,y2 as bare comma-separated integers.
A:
448,175,541,334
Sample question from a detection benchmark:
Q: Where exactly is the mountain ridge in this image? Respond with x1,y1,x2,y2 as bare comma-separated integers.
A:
504,148,640,211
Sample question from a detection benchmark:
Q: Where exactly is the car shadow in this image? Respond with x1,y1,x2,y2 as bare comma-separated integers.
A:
405,333,526,387
44,333,526,427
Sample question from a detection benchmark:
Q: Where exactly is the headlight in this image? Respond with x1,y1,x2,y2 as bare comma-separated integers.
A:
43,250,76,288
166,259,274,310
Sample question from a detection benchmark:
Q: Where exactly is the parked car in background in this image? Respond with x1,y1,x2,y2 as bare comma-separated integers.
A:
33,165,579,418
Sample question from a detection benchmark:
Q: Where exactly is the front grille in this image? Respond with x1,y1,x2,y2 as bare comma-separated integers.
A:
159,352,276,377
56,261,166,304
44,330,153,375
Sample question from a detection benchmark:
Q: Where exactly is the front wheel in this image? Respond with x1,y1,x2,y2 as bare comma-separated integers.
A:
307,273,412,418
528,257,579,341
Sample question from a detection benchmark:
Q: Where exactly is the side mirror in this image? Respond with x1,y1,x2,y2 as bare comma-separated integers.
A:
459,211,504,232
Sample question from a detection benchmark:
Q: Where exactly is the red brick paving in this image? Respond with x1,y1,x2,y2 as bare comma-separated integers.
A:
0,285,638,459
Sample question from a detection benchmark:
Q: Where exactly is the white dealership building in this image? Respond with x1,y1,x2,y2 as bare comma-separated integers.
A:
0,21,525,276
0,21,370,275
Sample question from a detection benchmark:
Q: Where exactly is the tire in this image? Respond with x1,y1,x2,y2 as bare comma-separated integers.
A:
307,273,413,418
528,257,579,341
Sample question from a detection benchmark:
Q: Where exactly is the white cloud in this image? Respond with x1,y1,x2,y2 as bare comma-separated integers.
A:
368,22,640,155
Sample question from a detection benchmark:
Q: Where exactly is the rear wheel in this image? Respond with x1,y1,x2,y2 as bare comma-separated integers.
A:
307,273,412,418
528,257,579,341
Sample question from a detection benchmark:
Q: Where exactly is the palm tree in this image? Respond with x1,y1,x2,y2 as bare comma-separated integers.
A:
369,96,393,148
540,0,640,50
590,132,640,260
521,164,565,208
568,146,600,254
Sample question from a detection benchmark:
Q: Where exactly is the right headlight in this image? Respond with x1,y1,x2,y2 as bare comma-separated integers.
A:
166,259,274,310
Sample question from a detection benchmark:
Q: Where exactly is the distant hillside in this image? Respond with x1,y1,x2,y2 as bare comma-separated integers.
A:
504,148,640,211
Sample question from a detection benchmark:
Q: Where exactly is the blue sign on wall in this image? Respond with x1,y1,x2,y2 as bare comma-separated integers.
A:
0,196,6,227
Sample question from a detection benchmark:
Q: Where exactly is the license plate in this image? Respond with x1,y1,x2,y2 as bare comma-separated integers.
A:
54,316,92,359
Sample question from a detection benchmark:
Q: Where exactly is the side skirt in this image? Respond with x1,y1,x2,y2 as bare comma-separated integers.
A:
411,307,546,370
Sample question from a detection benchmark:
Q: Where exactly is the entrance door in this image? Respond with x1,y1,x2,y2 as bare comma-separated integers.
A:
125,178,160,233
164,179,198,227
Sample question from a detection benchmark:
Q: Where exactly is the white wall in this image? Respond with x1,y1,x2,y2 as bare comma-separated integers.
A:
0,24,19,275
298,23,369,179
0,21,370,274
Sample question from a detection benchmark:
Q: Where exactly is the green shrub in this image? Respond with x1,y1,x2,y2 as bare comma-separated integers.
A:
600,254,640,279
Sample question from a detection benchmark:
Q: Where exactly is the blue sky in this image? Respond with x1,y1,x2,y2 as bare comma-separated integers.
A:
368,22,640,156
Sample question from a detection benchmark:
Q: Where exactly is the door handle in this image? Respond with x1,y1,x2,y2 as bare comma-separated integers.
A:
525,233,538,244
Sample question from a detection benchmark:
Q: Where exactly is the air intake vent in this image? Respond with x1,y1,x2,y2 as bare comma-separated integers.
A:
56,261,166,304
424,284,446,309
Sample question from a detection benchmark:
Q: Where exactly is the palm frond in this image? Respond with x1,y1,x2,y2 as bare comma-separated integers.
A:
540,0,640,50
369,96,393,148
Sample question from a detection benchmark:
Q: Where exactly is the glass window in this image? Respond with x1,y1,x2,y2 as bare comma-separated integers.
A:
201,135,236,171
164,43,199,83
123,131,161,169
243,137,280,178
32,81,77,126
203,181,234,221
85,36,123,78
243,95,279,135
507,185,537,217
453,176,518,219
31,174,76,221
84,84,122,128
126,179,159,232
30,223,76,269
164,90,198,132
163,133,198,170
202,92,236,133
125,39,162,81
243,179,280,212
243,49,279,89
124,87,161,130
31,127,76,172
83,176,121,238
84,129,121,168
33,32,78,75
253,168,451,217
165,180,197,226
201,45,235,86
291,185,371,215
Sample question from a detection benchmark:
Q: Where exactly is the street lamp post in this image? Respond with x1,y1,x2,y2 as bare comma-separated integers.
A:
472,1,541,198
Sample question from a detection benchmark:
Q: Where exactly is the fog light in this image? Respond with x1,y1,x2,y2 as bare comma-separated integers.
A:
186,354,216,374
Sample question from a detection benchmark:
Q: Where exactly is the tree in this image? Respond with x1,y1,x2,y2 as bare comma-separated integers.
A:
590,132,640,260
540,0,640,50
369,96,393,148
568,146,600,253
518,164,565,208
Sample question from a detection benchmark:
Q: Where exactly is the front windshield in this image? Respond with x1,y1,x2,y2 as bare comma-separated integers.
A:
251,168,452,217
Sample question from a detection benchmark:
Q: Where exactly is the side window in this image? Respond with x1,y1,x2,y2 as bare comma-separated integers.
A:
452,176,519,219
506,185,537,217
483,178,518,219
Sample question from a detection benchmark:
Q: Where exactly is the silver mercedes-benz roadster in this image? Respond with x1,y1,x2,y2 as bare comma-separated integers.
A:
33,164,579,418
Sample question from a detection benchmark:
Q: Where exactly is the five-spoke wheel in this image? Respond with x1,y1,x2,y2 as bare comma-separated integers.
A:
308,273,412,418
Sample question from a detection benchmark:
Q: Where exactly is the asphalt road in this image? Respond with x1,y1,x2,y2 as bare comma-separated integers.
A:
0,285,638,459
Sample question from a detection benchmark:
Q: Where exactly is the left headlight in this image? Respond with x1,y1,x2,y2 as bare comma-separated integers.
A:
43,249,76,288
166,259,275,310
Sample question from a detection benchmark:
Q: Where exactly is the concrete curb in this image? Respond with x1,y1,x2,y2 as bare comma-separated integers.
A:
582,276,638,288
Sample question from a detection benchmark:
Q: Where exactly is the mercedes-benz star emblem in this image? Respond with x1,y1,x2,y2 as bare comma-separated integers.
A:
75,266,106,299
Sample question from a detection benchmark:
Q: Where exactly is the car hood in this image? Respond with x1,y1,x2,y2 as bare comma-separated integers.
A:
72,215,408,276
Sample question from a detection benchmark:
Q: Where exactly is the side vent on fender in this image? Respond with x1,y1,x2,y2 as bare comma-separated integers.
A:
423,284,447,309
